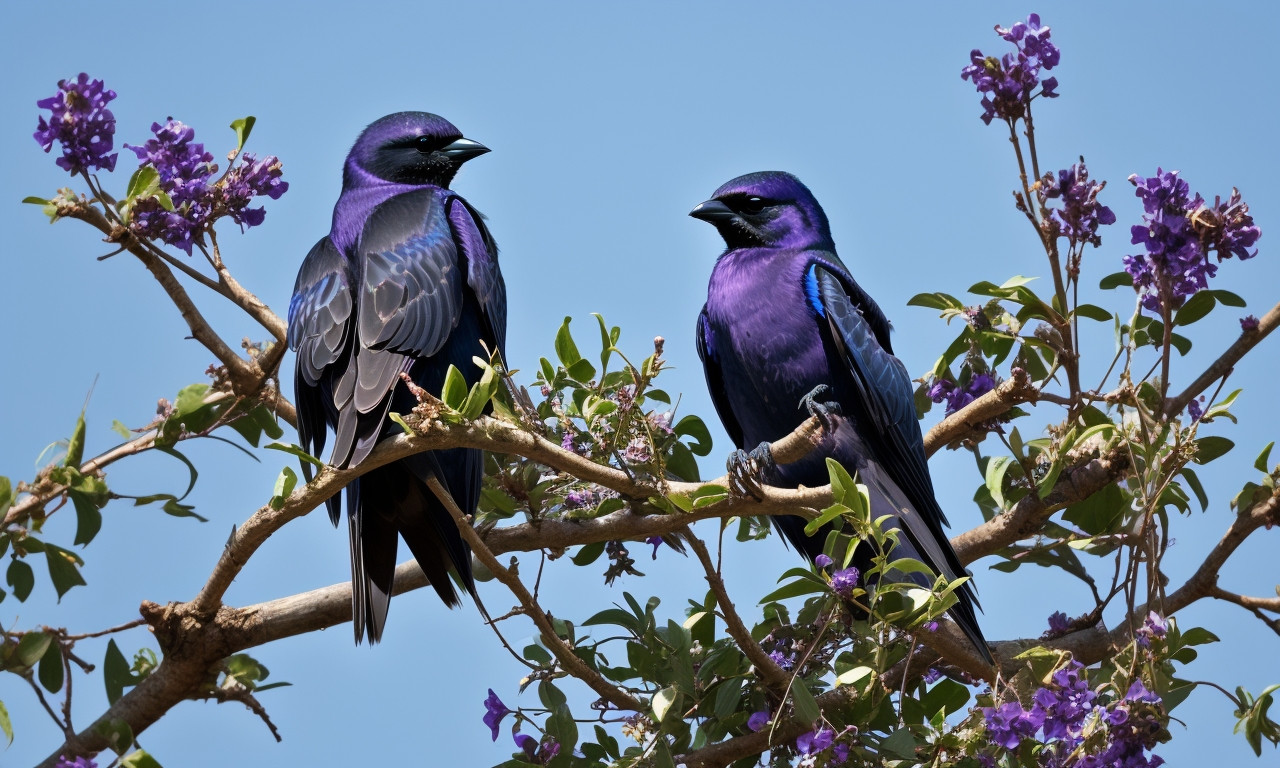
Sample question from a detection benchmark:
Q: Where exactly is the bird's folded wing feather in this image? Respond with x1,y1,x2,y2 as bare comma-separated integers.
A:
809,261,970,585
448,196,506,355
696,307,745,448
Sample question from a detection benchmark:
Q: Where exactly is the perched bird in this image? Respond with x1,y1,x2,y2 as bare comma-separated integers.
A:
691,171,990,664
288,112,505,643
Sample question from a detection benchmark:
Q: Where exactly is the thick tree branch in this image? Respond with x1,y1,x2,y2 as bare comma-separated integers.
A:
924,367,1040,455
1163,298,1280,417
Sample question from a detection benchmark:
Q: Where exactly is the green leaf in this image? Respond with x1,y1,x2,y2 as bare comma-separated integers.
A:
1256,442,1275,473
1193,436,1235,465
1074,304,1112,322
38,639,64,693
652,686,677,722
7,559,34,602
712,678,742,720
121,749,164,768
269,466,298,510
1211,289,1248,307
880,728,919,760
16,631,52,669
65,409,87,468
387,412,415,435
790,682,820,726
1181,627,1221,646
555,317,584,368
95,718,135,756
570,541,606,566
44,544,86,600
674,415,713,456
0,700,11,745
264,442,325,468
104,640,138,705
441,365,468,410
230,116,257,154
1174,291,1217,326
920,678,970,718
985,456,1014,511
0,476,10,518
1182,467,1209,512
111,420,133,439
907,292,965,311
69,489,104,546
1100,271,1133,290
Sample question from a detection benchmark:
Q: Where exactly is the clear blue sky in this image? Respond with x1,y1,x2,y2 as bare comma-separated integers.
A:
2,3,1278,765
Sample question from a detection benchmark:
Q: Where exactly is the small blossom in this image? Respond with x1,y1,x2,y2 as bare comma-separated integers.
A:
622,436,652,463
796,727,835,755
767,649,795,670
482,688,512,741
928,372,998,416
621,714,652,742
1135,611,1167,648
1241,315,1260,331
219,152,289,229
982,701,1041,750
648,410,675,436
645,535,663,559
747,710,772,732
1186,396,1204,422
923,620,939,633
55,758,97,768
1047,610,1070,634
34,73,118,174
565,488,598,509
513,733,560,764
923,667,943,684
830,566,860,598
814,554,833,569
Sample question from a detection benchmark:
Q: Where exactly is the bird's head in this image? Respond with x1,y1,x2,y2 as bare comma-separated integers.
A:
345,111,489,188
689,171,833,251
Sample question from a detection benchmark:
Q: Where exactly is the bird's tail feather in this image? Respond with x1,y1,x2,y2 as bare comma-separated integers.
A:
347,460,477,643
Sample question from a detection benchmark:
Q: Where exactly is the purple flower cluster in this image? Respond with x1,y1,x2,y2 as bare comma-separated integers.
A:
982,662,1166,767
34,74,119,174
960,14,1060,125
1042,160,1116,248
1124,169,1261,312
1241,315,1260,332
54,757,97,768
483,688,513,741
1186,396,1205,423
1047,610,1070,634
928,372,997,416
761,633,797,670
747,710,772,732
796,727,849,765
829,566,860,599
124,119,288,253
814,553,833,569
1135,611,1167,649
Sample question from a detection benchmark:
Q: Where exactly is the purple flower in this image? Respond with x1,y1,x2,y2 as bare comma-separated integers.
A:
814,554,833,569
960,14,1060,124
483,688,512,741
220,152,289,229
34,74,118,174
560,428,578,453
796,727,835,755
1124,680,1161,704
1043,160,1116,248
126,119,218,253
982,701,1041,750
923,667,942,684
564,488,597,509
1186,396,1204,423
1125,170,1261,313
1241,315,1260,331
747,710,771,732
514,732,560,764
1047,611,1070,634
622,436,652,463
767,649,795,670
1135,611,1167,648
1033,662,1096,741
55,758,97,768
830,566,860,599
645,535,663,559
923,620,939,633
928,372,998,416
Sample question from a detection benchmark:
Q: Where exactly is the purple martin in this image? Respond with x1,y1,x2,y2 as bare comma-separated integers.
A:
692,171,990,664
288,112,504,643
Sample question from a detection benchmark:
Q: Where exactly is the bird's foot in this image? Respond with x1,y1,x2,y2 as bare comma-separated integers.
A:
727,441,775,500
800,384,843,432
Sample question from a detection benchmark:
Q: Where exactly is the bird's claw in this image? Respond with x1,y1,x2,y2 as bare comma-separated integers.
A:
800,384,842,433
727,441,775,500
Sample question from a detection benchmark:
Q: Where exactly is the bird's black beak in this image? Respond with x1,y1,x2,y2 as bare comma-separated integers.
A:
441,138,490,163
689,199,736,223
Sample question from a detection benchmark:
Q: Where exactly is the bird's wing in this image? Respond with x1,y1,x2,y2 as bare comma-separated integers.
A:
809,260,989,663
807,261,964,575
328,189,467,467
696,306,745,448
288,236,355,519
447,196,506,355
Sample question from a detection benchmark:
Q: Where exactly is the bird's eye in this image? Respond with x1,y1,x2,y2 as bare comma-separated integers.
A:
740,196,766,215
415,136,436,152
